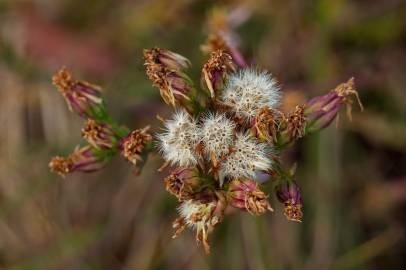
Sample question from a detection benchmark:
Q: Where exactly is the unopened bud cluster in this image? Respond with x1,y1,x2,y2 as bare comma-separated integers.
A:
49,68,152,177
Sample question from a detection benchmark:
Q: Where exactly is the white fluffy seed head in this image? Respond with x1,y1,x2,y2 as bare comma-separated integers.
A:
201,113,235,159
221,68,280,121
220,132,272,180
178,200,216,229
157,110,200,167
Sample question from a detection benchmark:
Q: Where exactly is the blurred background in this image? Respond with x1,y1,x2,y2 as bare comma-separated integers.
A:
0,0,405,269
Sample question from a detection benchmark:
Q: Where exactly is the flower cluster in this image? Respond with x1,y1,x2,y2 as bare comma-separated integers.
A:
49,68,152,177
49,10,363,254
147,48,274,252
145,44,362,253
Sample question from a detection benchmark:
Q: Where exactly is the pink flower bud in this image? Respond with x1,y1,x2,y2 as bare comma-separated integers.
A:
82,119,118,149
120,126,152,165
228,179,273,215
49,145,107,177
275,181,303,222
305,78,363,133
164,167,201,201
52,67,106,119
144,48,193,107
144,47,190,71
201,50,236,98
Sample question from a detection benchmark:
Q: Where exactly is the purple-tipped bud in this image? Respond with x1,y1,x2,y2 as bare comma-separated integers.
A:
275,181,303,222
201,50,236,98
164,167,201,201
305,78,363,133
144,47,190,71
82,119,118,149
228,179,273,215
120,126,152,165
49,145,107,177
144,48,193,107
52,67,106,119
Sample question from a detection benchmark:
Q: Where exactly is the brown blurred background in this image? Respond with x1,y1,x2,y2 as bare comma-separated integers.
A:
0,0,405,269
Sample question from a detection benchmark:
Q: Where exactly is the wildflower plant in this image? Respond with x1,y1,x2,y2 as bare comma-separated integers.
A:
49,9,363,254
144,43,362,253
49,68,152,177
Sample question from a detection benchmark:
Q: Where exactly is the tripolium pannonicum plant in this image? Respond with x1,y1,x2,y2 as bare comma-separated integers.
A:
49,10,363,254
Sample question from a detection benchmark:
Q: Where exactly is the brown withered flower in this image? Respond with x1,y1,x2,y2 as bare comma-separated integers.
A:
276,180,303,222
120,126,152,165
286,106,306,140
49,156,74,177
333,78,363,121
252,107,281,143
173,190,227,254
144,48,192,107
304,78,363,133
52,67,106,119
82,119,117,149
143,47,190,71
202,50,236,98
201,34,229,54
228,179,273,215
49,146,107,177
164,167,201,201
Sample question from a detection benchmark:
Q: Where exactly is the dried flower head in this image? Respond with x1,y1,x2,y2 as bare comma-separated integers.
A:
286,105,306,141
252,106,280,142
334,78,363,120
52,67,105,119
276,181,303,222
228,179,273,215
220,133,272,181
158,111,201,167
173,191,227,253
201,34,229,54
305,78,363,133
49,146,107,177
221,69,280,121
202,50,236,98
165,167,201,201
144,47,191,71
144,48,192,107
49,156,73,177
201,113,235,162
82,119,117,149
121,126,152,165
